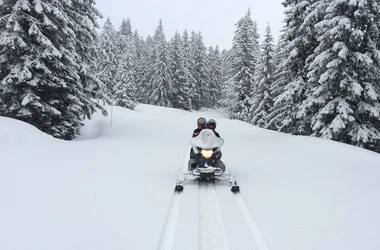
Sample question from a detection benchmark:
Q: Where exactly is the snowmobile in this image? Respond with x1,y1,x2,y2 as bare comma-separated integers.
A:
175,129,240,193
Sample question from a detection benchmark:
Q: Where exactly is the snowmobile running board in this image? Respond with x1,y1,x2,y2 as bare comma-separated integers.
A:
175,168,240,193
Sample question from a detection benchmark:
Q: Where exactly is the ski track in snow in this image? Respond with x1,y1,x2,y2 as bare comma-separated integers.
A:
233,192,270,250
157,146,191,250
157,192,182,250
158,146,270,250
198,182,230,250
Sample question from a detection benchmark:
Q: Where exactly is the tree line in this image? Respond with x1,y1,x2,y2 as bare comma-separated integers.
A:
1,0,380,154
222,1,380,154
96,18,222,111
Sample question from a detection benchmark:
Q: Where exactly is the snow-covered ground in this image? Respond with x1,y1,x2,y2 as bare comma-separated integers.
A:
1,104,380,250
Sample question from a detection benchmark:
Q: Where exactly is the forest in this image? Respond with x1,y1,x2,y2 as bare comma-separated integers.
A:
1,0,380,153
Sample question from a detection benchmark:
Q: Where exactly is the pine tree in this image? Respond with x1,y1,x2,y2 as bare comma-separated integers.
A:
182,29,197,109
207,46,223,108
113,59,136,109
230,9,259,122
169,31,191,110
252,21,261,59
134,31,149,103
116,19,136,55
298,0,380,152
266,34,293,131
146,20,174,107
119,18,133,38
268,0,322,134
0,0,97,139
137,34,154,103
68,0,108,112
250,24,276,127
219,49,239,117
113,25,136,109
191,31,210,110
96,18,119,99
187,31,201,110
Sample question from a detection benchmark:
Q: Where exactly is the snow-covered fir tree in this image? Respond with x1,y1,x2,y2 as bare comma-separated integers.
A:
137,34,155,103
117,18,136,62
229,9,260,122
169,31,191,110
219,49,239,117
146,20,174,107
190,31,210,110
117,18,137,89
266,34,293,131
267,0,322,134
119,18,133,38
182,29,197,109
96,18,119,99
113,59,136,109
112,23,136,109
207,46,223,108
187,31,201,110
68,0,108,112
250,24,276,127
182,30,192,77
0,0,102,139
134,31,149,103
298,0,380,152
145,35,155,57
252,21,261,56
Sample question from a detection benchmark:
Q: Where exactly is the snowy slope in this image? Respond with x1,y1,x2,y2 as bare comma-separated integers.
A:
1,105,380,250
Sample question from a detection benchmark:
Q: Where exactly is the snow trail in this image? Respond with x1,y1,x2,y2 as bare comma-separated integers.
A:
158,144,268,250
157,193,182,250
234,193,270,250
198,182,230,250
157,146,191,250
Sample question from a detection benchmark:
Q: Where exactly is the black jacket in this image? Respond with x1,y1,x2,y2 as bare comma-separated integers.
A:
212,130,220,138
192,128,204,137
192,128,220,138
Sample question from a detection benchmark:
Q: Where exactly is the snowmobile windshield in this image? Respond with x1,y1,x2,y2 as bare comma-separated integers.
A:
190,129,224,150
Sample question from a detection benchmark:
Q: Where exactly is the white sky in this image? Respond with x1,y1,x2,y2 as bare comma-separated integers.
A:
95,0,285,50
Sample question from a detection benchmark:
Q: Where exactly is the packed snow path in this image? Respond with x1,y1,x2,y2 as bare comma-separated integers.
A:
2,104,380,250
158,148,270,250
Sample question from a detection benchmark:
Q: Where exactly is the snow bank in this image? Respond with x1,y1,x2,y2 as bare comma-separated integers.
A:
0,116,49,141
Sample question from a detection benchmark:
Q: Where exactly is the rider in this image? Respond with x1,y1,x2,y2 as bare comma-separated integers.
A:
192,117,207,137
188,117,207,170
206,119,225,171
206,119,220,138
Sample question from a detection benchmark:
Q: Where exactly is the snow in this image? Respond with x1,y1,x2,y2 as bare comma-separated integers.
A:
0,116,48,141
21,93,31,106
365,82,379,101
34,0,43,14
1,104,380,250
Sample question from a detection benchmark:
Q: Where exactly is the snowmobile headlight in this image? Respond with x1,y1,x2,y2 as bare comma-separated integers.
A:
201,149,213,159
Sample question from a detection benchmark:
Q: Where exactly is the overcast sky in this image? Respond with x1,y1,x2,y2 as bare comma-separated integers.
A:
96,0,285,50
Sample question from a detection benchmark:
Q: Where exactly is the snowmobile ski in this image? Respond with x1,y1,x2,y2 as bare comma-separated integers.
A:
174,167,240,193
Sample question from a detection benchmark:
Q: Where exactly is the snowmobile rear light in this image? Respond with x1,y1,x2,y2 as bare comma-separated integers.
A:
200,149,213,159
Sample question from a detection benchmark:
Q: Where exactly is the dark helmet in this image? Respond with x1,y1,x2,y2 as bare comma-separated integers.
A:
207,119,217,129
197,117,207,128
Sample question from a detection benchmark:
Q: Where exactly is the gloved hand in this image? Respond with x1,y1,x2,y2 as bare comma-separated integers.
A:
193,146,200,154
214,150,222,159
